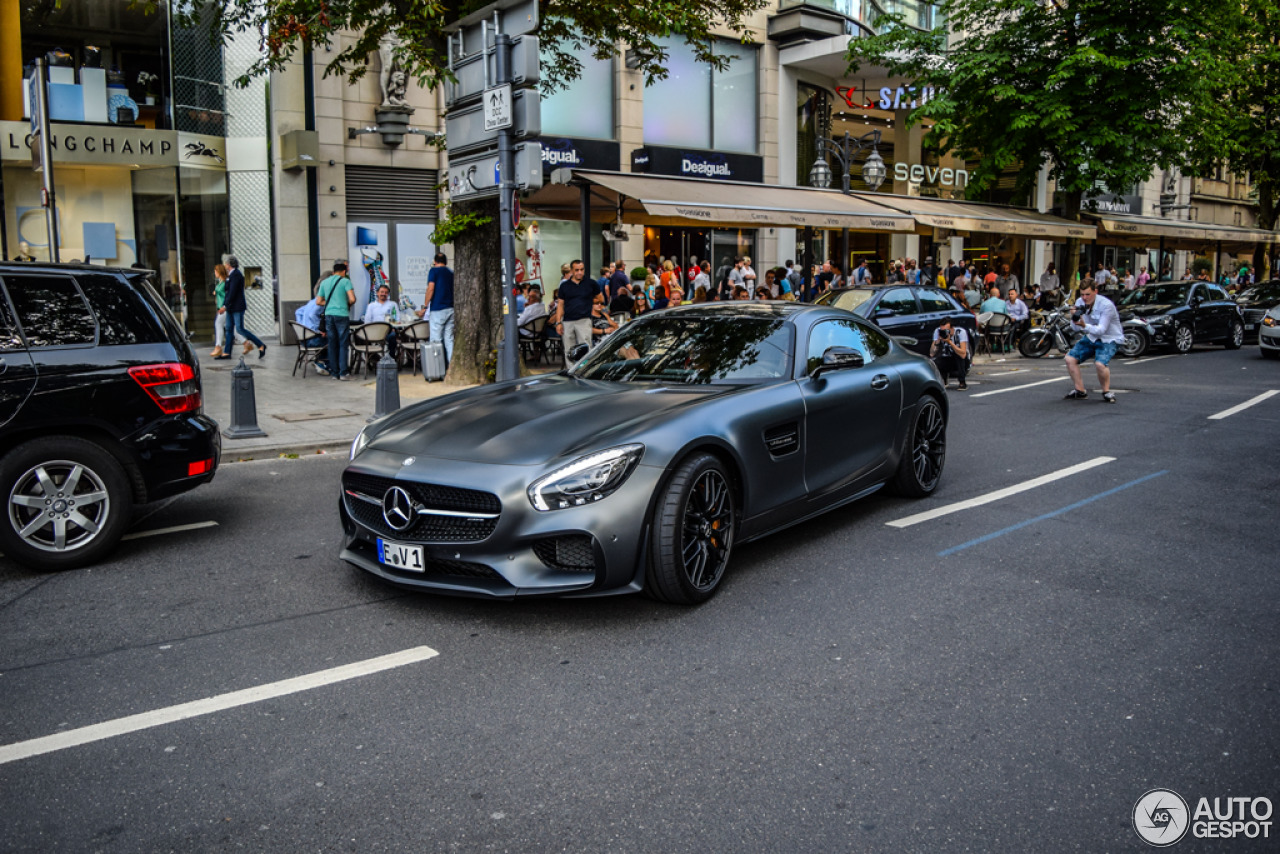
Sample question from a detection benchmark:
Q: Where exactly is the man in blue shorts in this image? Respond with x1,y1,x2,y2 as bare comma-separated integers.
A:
1063,280,1124,404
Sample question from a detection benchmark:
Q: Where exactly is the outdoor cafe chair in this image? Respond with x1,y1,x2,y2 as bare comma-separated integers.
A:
286,321,326,378
982,312,1013,355
350,321,392,378
397,319,431,375
519,315,548,364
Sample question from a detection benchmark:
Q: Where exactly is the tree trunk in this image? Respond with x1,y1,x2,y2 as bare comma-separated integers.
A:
1061,188,1084,296
446,196,503,385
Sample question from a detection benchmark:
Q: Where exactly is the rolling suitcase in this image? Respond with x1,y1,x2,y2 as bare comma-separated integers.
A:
422,340,447,382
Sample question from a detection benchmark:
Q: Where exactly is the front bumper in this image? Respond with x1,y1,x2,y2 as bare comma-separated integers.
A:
340,449,666,599
1260,326,1280,353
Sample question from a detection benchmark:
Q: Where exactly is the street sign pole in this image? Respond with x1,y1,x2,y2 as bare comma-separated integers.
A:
495,27,520,382
33,58,59,262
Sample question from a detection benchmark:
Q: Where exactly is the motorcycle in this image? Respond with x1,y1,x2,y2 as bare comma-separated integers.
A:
1018,307,1082,358
1019,307,1152,359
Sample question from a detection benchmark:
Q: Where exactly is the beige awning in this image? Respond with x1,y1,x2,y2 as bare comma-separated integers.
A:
864,195,1097,241
1086,213,1279,248
523,170,917,232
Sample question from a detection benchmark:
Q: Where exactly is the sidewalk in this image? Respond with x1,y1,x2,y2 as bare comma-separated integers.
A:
199,342,477,462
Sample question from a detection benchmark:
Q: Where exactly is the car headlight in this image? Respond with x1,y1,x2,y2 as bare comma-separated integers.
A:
528,444,645,511
350,426,370,460
1264,316,1277,327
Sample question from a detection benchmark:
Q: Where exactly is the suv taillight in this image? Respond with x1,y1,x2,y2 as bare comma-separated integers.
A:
128,363,202,414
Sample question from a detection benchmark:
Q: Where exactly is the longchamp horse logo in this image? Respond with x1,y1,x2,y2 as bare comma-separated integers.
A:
184,142,224,163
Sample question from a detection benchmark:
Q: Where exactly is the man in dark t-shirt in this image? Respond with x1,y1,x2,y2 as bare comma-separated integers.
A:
554,260,602,360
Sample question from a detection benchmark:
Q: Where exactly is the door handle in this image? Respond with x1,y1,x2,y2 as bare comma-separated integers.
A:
871,374,890,390
0,357,6,374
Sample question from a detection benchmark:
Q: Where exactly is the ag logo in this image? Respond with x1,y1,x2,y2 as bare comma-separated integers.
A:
1134,789,1190,846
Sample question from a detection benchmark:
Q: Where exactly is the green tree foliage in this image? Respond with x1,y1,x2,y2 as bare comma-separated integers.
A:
172,0,766,383
847,0,1237,285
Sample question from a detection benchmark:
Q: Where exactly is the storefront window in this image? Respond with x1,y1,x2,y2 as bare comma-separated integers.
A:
644,38,758,154
541,45,614,140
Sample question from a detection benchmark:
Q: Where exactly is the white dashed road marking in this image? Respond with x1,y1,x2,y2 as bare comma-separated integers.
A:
1207,389,1280,421
0,646,440,766
969,377,1067,398
121,521,219,541
886,456,1117,528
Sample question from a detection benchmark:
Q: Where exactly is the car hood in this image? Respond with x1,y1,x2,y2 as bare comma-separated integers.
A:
1238,297,1280,309
1124,304,1177,317
366,374,737,465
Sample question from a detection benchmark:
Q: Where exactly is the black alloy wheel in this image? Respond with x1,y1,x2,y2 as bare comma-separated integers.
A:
1019,330,1053,358
647,453,736,605
0,437,132,570
1174,323,1195,353
1121,327,1150,358
891,397,946,497
1225,319,1244,350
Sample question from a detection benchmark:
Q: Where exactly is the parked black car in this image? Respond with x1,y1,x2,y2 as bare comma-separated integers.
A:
0,263,220,570
1117,280,1244,354
813,285,978,355
1234,279,1280,341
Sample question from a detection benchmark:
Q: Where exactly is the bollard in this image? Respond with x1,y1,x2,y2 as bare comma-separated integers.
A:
223,357,268,439
369,352,401,422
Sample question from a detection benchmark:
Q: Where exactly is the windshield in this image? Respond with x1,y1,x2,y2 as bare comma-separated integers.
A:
571,314,794,384
1239,282,1280,302
1121,283,1189,306
815,289,875,315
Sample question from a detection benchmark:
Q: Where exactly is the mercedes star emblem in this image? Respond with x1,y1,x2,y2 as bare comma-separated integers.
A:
381,486,415,531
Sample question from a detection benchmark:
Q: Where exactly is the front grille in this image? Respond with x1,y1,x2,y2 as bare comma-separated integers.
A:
533,535,598,572
343,472,500,542
1244,308,1268,324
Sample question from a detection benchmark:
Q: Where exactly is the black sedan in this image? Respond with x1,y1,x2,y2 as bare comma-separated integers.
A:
813,285,977,355
1118,280,1245,353
340,303,947,604
1235,279,1280,340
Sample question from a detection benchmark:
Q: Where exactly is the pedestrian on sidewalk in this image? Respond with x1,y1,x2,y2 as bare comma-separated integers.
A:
217,255,267,360
424,252,455,364
316,260,355,381
209,263,239,358
553,259,601,361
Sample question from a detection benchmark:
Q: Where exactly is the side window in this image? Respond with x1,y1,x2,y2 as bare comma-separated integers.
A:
78,275,164,345
1207,285,1228,301
0,287,24,351
860,323,891,358
878,287,919,315
916,289,955,313
1,275,96,347
807,319,873,374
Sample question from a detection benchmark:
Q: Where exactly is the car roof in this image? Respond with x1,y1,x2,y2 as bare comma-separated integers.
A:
0,261,153,278
825,285,951,294
660,301,812,318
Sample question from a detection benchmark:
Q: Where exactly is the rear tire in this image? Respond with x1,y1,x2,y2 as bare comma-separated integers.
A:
0,437,132,571
646,454,736,605
890,397,947,497
1018,331,1052,358
1225,319,1244,350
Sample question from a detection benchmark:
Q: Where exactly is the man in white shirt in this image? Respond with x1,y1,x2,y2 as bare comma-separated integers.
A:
1006,287,1030,338
518,285,548,335
1063,281,1125,403
1038,262,1060,307
929,317,970,390
362,284,400,359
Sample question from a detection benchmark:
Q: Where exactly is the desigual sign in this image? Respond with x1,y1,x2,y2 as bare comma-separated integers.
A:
1,120,226,170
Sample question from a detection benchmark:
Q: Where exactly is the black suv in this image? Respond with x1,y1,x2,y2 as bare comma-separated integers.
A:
1118,280,1245,353
0,263,220,569
813,285,978,355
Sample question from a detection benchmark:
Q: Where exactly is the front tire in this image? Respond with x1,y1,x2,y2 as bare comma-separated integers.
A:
646,454,736,605
1174,323,1195,354
1121,327,1150,358
0,437,132,570
890,397,947,497
1018,330,1052,358
1225,319,1244,349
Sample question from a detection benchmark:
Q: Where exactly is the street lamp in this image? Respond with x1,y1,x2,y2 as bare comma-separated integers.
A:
809,129,885,275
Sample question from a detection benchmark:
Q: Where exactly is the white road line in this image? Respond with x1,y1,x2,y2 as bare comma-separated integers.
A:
969,377,1067,398
1207,389,1280,421
121,521,219,541
1124,354,1178,365
983,370,1026,376
886,456,1116,529
0,645,439,766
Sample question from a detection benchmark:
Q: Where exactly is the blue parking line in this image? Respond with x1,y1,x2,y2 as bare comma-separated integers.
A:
937,470,1169,557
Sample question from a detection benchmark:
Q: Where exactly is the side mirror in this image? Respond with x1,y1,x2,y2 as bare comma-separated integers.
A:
810,346,864,379
568,343,591,362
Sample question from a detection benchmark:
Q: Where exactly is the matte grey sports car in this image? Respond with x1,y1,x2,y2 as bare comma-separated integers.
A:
340,303,948,604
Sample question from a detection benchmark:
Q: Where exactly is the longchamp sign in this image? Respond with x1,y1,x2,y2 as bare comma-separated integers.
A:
1,121,226,170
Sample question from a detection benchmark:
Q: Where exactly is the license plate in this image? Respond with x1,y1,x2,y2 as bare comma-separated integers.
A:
378,538,425,572
1246,323,1256,331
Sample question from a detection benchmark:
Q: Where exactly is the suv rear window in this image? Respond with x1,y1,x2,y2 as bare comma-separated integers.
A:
78,274,165,345
1,274,96,347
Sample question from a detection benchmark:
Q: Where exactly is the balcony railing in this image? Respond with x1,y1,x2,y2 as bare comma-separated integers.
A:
777,0,942,32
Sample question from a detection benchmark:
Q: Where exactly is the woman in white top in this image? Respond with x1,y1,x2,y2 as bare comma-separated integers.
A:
740,256,757,296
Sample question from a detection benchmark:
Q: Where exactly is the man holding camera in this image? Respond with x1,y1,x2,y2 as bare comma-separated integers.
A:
1063,280,1125,403
930,317,970,391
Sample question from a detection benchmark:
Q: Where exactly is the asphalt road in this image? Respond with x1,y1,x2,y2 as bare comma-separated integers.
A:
2,344,1278,852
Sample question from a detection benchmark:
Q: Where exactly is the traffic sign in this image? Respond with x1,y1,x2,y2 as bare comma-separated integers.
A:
445,87,540,154
483,84,513,131
446,142,544,200
446,35,539,107
446,0,539,40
